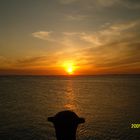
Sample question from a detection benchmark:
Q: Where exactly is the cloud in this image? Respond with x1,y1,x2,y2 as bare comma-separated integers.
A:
65,14,89,21
32,31,53,41
110,21,138,31
16,56,46,65
0,56,14,68
59,0,140,10
14,55,60,69
57,20,140,72
32,20,140,47
62,21,140,47
63,31,106,46
77,21,140,70
0,55,56,70
32,31,66,43
80,20,140,45
30,20,140,73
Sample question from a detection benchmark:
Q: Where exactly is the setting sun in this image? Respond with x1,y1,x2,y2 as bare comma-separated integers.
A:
67,66,74,75
63,62,75,75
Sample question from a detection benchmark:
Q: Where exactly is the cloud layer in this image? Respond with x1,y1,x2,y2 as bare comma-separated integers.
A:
0,0,140,75
1,20,140,74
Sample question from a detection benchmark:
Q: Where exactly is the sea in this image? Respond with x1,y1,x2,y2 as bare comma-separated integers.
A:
0,75,140,140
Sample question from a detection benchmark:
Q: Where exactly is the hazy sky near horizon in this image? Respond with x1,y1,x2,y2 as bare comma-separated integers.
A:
0,0,140,75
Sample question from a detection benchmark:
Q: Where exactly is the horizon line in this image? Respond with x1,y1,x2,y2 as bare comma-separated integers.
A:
0,74,140,77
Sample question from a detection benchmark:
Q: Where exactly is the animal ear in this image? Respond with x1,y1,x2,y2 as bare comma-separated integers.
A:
48,117,55,122
78,118,85,124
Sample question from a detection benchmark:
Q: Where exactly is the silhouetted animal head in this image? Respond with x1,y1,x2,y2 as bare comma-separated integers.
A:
48,110,85,140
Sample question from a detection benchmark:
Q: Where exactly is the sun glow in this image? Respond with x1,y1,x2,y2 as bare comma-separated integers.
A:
67,66,74,74
63,62,75,75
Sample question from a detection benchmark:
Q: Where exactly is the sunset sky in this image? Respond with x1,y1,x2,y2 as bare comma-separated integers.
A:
0,0,140,75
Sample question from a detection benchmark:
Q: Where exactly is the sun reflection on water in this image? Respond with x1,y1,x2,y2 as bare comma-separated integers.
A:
64,79,77,111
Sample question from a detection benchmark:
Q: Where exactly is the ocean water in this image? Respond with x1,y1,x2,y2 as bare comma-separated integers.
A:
0,75,140,140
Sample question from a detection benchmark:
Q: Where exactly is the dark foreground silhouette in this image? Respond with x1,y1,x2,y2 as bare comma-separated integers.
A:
48,110,85,140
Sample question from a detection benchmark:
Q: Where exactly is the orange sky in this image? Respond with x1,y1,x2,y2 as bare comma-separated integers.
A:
0,0,140,75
